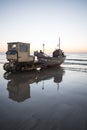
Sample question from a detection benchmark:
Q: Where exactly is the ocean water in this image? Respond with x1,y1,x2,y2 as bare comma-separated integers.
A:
62,53,87,72
0,52,87,130
0,52,6,64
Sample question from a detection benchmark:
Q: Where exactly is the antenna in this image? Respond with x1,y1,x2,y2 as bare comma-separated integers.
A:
43,44,45,53
57,37,60,49
59,37,60,49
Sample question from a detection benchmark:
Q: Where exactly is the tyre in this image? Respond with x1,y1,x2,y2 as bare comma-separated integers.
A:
3,63,10,72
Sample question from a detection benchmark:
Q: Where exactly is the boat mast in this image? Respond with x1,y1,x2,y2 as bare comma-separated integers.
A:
43,43,45,53
59,37,60,49
57,37,60,49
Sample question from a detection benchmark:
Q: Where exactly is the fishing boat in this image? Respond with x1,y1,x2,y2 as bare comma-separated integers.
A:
34,49,66,67
34,38,66,67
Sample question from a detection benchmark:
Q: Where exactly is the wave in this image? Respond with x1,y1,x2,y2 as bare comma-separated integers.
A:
63,57,87,72
0,62,5,64
66,58,87,62
64,62,87,66
63,66,87,73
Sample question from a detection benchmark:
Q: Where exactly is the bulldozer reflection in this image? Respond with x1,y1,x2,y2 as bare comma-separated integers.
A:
4,67,65,102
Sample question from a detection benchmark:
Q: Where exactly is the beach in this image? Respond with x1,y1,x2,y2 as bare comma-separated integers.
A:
0,53,87,130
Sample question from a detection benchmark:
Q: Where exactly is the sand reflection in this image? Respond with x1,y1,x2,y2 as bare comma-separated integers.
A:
4,67,65,102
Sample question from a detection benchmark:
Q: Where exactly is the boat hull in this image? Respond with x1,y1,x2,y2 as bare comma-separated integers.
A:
38,56,66,67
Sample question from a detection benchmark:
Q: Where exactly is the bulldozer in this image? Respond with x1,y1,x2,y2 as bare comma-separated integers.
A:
3,42,35,72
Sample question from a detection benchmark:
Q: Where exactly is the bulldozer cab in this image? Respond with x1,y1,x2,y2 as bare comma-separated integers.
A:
6,42,34,63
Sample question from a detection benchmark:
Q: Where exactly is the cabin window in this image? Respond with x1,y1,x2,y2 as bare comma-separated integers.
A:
20,44,28,52
11,44,16,50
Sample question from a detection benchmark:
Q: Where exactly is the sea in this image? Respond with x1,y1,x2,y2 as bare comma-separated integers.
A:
62,52,87,72
0,52,87,130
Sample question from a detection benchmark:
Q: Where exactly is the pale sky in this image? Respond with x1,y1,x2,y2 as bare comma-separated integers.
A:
0,0,87,53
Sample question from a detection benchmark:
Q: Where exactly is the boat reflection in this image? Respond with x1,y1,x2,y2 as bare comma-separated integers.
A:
4,67,65,102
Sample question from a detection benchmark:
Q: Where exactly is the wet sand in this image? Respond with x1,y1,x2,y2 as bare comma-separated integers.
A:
0,64,87,130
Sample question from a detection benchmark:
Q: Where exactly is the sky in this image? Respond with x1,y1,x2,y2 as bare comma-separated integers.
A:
0,0,87,53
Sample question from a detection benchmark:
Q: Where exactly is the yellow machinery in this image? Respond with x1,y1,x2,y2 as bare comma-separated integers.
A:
3,42,35,72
